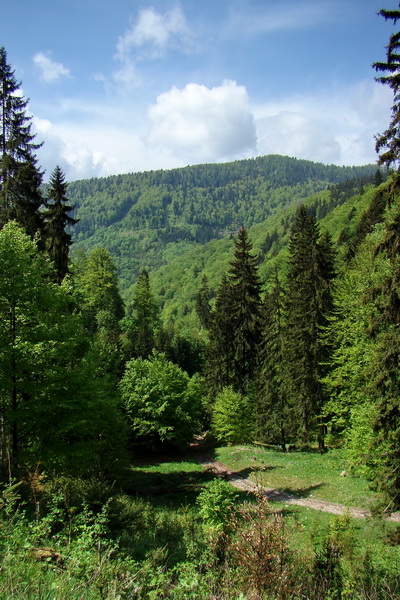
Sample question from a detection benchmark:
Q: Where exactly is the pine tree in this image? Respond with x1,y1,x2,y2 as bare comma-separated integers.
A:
373,8,400,169
258,271,292,449
43,165,78,284
228,227,263,392
0,47,44,237
122,268,161,359
284,206,336,448
207,275,235,392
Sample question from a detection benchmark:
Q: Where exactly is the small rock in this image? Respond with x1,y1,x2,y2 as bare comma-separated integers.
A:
340,470,347,477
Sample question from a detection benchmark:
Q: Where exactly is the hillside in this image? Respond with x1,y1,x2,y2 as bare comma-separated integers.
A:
68,155,377,293
150,180,379,333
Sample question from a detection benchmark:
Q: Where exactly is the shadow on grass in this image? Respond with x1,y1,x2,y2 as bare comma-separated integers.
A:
226,465,284,480
122,448,253,506
274,482,326,499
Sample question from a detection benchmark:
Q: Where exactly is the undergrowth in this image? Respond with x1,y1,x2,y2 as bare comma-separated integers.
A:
0,458,399,599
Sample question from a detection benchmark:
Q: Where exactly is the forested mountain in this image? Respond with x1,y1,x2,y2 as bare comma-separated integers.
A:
135,173,380,332
68,155,377,292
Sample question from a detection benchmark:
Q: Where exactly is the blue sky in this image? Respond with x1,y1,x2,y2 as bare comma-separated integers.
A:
1,0,397,181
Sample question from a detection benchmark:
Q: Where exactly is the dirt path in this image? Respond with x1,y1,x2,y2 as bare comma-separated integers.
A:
198,455,400,523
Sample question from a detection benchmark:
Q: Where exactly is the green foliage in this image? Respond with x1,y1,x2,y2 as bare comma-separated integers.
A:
284,205,336,447
211,387,255,445
197,478,239,533
121,267,161,360
0,221,126,476
120,351,203,450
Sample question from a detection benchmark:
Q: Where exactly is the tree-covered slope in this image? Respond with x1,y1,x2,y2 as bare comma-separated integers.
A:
68,155,377,291
148,179,380,333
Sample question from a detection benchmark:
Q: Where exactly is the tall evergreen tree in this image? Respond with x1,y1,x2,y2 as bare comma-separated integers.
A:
228,227,263,392
284,206,336,448
258,271,292,449
0,47,43,237
43,165,78,284
122,268,161,359
369,201,400,507
206,275,235,392
373,8,400,169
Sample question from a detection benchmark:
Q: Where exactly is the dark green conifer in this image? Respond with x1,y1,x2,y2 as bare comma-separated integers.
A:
284,206,336,448
0,47,44,237
208,274,235,391
123,268,161,359
196,275,213,331
43,165,78,284
258,271,292,449
373,8,400,170
228,227,263,392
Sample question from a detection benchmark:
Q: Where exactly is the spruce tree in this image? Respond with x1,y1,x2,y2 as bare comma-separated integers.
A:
228,227,263,392
258,271,292,449
0,47,44,237
207,274,235,392
196,275,213,331
284,206,336,448
369,204,400,507
43,165,78,284
122,268,161,359
373,8,400,169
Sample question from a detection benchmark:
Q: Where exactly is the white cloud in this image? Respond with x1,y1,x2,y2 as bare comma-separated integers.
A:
113,5,192,88
147,80,257,162
33,52,71,83
31,76,393,183
253,80,393,166
117,5,190,57
256,112,341,164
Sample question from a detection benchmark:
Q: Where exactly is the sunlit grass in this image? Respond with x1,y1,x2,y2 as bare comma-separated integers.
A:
216,445,377,509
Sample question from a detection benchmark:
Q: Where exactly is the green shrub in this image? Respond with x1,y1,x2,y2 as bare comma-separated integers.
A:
120,351,204,450
211,387,254,444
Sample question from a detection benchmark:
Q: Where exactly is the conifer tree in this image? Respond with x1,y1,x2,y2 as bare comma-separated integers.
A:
284,206,336,448
0,47,44,237
207,275,235,391
196,275,213,331
373,8,400,169
369,203,400,506
43,165,78,284
228,227,263,392
258,271,292,449
122,268,161,359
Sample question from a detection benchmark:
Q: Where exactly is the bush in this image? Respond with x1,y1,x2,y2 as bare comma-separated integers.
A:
120,351,204,451
211,387,254,444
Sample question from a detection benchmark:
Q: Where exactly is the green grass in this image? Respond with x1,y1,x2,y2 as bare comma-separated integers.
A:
215,445,377,509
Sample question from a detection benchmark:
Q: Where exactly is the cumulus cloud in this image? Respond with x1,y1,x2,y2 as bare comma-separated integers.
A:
147,80,257,162
33,52,71,83
254,80,393,166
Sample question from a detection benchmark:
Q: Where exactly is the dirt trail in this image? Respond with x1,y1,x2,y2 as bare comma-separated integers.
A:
196,453,400,523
